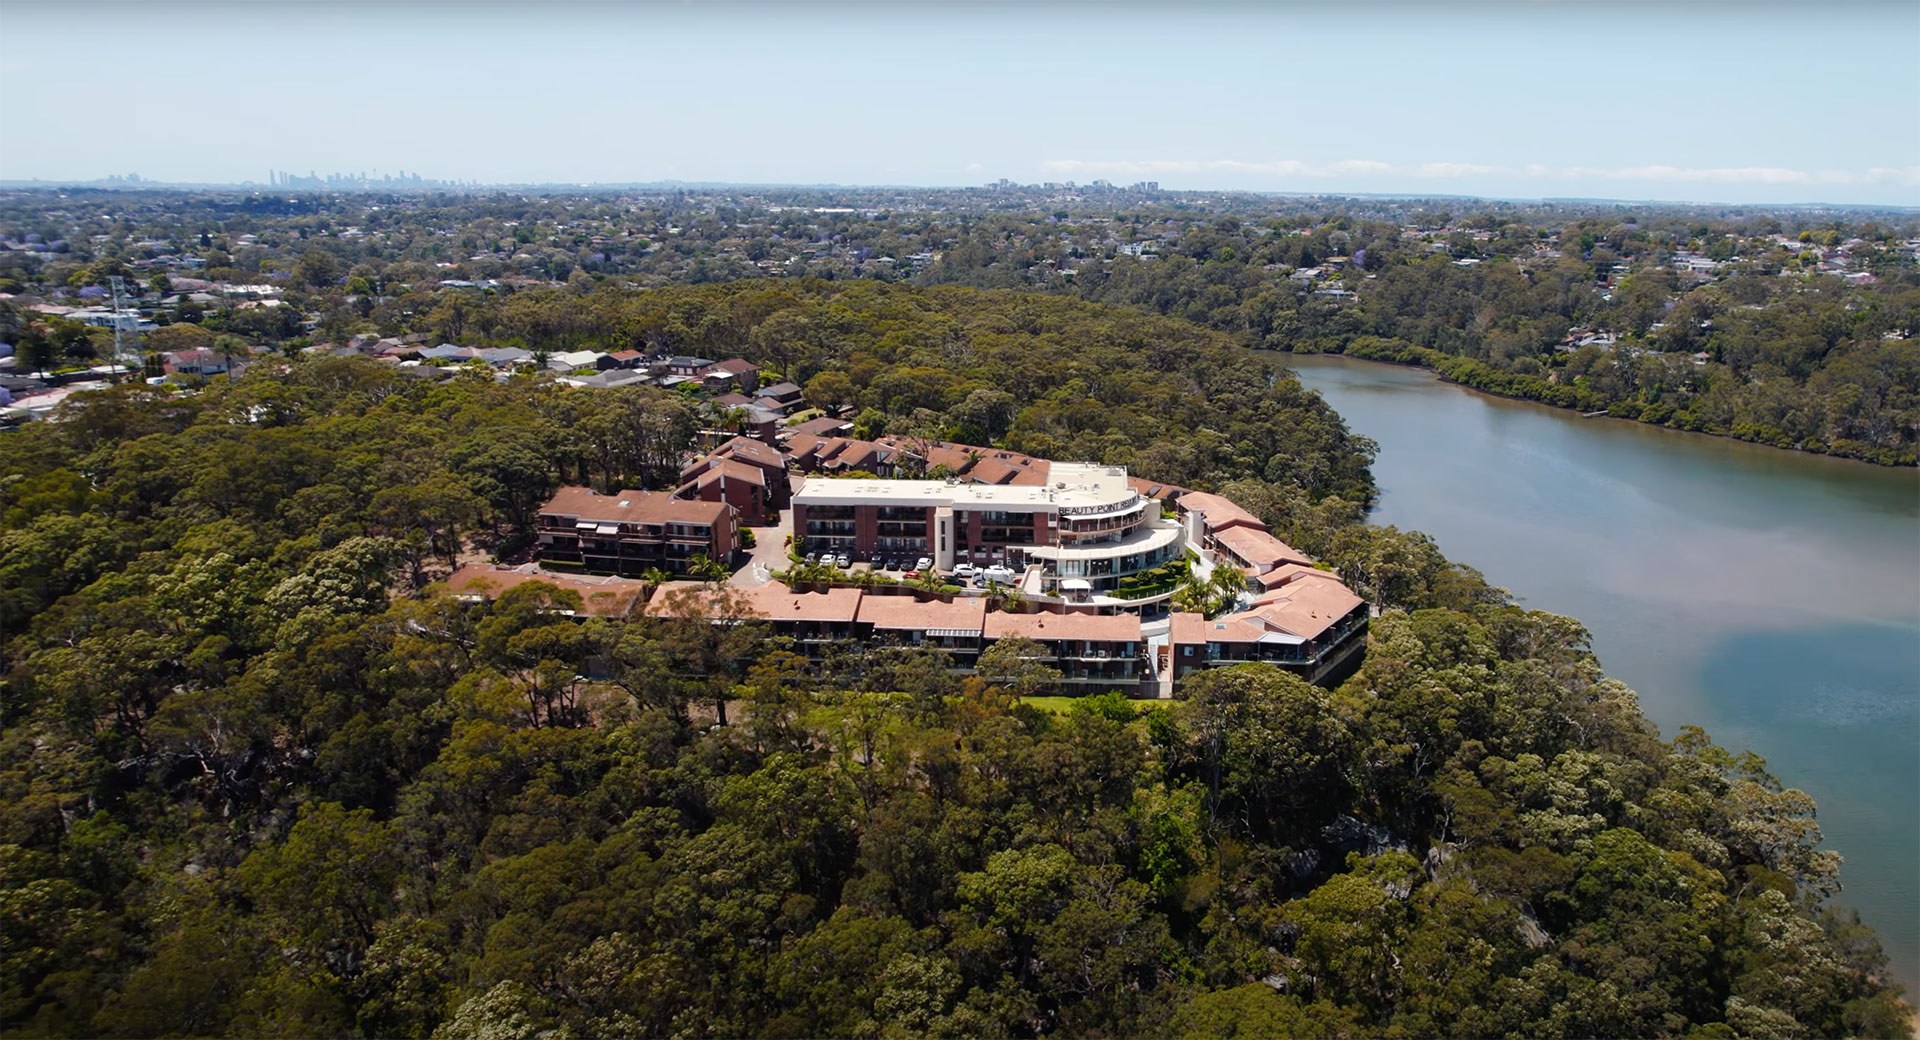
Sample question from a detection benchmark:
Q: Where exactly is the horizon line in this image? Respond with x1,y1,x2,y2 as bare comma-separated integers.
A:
1,176,1916,214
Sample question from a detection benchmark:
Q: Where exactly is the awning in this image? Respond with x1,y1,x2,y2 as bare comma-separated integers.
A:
594,524,620,535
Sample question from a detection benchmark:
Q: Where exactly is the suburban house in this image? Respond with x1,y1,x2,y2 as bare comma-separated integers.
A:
565,370,651,390
549,350,619,372
163,348,233,376
536,487,737,577
784,414,850,438
701,358,761,393
755,381,805,410
476,347,532,368
665,355,715,377
700,403,783,446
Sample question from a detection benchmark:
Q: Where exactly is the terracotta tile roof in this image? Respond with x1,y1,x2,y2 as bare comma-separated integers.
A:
1002,461,1052,486
983,611,1143,643
855,595,987,633
1127,476,1188,501
1254,562,1345,590
732,582,865,623
783,433,826,463
1169,610,1210,646
646,580,865,624
890,439,982,473
1212,525,1314,571
816,437,893,471
540,487,731,526
1239,579,1365,640
968,456,1030,485
1170,612,1271,646
710,358,760,375
789,416,852,437
1177,491,1266,534
877,439,1052,486
682,458,766,491
447,564,649,617
712,435,786,471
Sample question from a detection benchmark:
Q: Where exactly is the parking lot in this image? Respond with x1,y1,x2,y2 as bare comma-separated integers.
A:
791,551,1022,587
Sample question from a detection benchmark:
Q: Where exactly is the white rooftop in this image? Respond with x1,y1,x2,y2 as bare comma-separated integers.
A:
793,462,1133,512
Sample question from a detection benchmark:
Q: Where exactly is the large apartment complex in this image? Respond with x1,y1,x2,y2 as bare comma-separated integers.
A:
650,582,1151,692
522,437,1369,691
536,487,736,577
793,462,1187,607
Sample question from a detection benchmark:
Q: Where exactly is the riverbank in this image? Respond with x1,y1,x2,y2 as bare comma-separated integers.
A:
1285,353,1920,999
1275,340,1919,467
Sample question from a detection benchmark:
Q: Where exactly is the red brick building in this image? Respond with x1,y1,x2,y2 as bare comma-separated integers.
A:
536,487,736,577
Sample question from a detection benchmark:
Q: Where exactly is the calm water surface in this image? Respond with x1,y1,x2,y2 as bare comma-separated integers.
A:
1286,354,1920,994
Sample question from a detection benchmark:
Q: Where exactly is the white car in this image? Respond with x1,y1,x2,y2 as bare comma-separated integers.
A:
916,557,933,571
951,563,979,579
835,553,850,568
981,565,1018,584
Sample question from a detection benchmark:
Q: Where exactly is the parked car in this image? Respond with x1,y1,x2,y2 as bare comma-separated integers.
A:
982,565,1017,584
804,552,817,564
835,553,850,568
916,557,933,571
951,563,979,579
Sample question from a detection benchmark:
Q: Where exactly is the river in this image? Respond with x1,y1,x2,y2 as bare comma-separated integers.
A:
1284,353,1920,996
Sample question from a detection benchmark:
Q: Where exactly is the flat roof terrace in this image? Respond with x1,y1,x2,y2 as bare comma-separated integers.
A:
793,462,1133,512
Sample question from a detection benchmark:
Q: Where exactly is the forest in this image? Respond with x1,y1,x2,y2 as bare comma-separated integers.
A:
4,187,1917,463
926,214,1920,465
2,282,1908,1038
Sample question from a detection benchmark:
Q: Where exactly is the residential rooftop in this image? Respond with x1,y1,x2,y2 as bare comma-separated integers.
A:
793,461,1133,511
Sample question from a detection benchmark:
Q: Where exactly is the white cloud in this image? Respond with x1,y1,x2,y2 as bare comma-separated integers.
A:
1038,158,1920,189
1417,162,1498,178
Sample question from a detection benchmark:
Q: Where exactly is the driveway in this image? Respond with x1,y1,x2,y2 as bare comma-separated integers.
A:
730,508,793,587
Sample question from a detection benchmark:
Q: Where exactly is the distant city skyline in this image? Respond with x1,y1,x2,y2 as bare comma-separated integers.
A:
2,1,1915,206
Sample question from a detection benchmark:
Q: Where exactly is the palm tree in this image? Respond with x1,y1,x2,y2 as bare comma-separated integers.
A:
687,553,728,584
785,560,831,591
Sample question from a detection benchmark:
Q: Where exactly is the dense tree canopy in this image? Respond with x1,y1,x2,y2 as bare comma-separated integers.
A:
0,283,1908,1037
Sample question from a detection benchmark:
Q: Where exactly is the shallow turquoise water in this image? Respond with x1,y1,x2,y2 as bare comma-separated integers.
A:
1287,353,1920,995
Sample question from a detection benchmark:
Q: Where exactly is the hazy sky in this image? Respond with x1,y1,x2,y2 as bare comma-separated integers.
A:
3,1,1916,204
